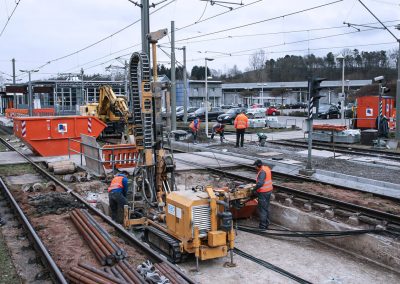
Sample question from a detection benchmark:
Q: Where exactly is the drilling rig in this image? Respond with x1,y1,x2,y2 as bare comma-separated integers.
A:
122,29,254,268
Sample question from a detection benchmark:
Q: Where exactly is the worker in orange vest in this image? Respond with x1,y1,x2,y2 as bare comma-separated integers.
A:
108,173,129,224
189,116,201,144
252,159,273,231
234,110,249,147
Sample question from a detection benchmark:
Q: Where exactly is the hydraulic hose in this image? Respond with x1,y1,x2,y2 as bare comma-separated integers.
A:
236,224,385,238
233,248,312,284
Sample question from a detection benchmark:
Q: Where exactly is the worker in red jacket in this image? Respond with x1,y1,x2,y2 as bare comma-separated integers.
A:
108,173,129,224
252,159,273,231
234,110,249,147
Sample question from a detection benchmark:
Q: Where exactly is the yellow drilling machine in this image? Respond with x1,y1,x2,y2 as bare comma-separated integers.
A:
120,29,254,269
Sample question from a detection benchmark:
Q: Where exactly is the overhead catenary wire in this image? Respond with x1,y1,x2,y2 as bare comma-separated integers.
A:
175,0,344,42
0,0,22,38
176,0,262,31
31,0,176,72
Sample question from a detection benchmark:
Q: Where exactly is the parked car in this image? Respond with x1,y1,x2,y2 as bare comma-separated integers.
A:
266,106,280,116
246,108,266,119
187,107,225,121
317,104,341,119
176,107,198,121
217,107,247,124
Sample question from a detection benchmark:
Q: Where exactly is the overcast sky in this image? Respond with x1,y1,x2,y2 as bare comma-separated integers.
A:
0,0,399,82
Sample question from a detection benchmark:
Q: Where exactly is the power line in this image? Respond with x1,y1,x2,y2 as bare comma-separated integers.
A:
184,41,397,63
0,0,22,38
176,0,262,31
168,19,400,45
224,27,383,55
32,0,176,71
175,0,344,42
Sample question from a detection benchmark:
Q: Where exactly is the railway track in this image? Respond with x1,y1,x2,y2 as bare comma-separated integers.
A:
173,155,400,230
267,139,400,162
0,137,194,284
172,148,400,202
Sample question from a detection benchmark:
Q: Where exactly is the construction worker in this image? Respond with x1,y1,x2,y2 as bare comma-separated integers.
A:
189,116,201,144
252,159,273,231
108,173,129,224
234,110,249,147
210,122,225,143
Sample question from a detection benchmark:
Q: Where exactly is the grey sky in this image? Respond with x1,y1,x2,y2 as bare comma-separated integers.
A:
0,0,399,82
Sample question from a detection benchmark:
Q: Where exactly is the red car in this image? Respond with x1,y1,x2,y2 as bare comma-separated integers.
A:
266,106,280,116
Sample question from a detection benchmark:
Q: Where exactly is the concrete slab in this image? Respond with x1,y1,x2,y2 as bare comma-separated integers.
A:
277,159,303,165
297,149,342,158
315,169,400,199
180,227,399,284
258,152,283,157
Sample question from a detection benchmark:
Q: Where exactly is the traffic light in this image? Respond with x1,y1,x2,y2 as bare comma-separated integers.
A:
310,77,326,100
337,101,341,110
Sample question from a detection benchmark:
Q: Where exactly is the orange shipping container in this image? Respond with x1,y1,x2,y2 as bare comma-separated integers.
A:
13,116,106,156
355,96,395,129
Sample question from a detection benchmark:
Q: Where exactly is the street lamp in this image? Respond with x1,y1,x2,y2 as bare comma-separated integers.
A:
19,69,39,116
336,54,345,121
205,58,214,136
257,83,267,106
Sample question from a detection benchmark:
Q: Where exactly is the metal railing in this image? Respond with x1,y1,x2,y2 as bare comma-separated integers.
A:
68,138,139,174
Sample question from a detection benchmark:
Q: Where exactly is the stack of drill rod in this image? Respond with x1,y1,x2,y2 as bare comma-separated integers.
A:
68,262,126,284
153,262,188,284
70,209,126,266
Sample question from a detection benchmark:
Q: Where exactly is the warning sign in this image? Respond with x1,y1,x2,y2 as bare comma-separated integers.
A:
58,123,68,133
366,108,373,117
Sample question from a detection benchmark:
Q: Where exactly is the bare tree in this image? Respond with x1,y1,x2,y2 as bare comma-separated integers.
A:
249,49,266,71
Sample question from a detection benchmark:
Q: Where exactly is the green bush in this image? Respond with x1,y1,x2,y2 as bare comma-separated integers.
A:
288,111,307,117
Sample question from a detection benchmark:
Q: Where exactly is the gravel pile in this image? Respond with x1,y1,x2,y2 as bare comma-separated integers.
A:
28,192,85,216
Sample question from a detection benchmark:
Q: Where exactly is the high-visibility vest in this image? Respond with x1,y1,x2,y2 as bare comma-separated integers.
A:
234,114,248,129
108,176,124,192
215,124,224,133
189,119,200,131
256,166,273,193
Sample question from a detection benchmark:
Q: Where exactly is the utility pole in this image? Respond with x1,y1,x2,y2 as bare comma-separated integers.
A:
20,69,39,116
170,21,176,131
183,46,188,123
141,0,150,56
12,58,16,108
80,68,84,110
124,60,129,104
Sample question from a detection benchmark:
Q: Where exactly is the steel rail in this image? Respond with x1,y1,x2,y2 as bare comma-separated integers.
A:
268,139,400,161
172,149,400,202
173,156,400,227
0,137,195,284
0,178,68,284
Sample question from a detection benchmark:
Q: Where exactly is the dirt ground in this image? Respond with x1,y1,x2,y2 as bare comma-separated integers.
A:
1,170,152,278
280,181,400,215
0,232,19,284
